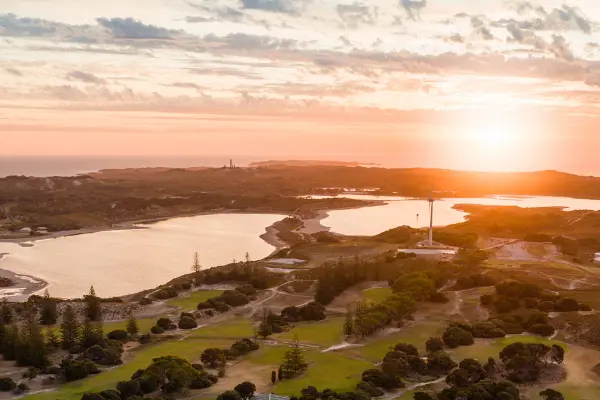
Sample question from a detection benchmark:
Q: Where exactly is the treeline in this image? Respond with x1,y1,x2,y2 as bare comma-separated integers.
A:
258,302,326,338
481,280,592,315
82,355,218,400
312,254,458,306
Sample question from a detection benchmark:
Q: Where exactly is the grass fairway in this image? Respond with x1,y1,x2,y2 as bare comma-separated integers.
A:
353,320,445,361
248,346,371,395
552,384,600,400
167,290,224,310
450,335,566,362
191,319,255,338
276,318,345,347
363,288,393,305
102,318,156,334
27,338,234,400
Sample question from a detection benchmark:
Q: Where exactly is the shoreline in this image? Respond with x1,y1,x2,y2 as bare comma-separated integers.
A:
0,203,378,301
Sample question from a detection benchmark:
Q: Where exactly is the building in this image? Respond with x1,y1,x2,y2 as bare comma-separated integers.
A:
595,252,600,264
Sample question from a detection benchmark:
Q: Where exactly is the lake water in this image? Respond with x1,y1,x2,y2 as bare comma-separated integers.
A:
309,195,600,236
0,213,284,299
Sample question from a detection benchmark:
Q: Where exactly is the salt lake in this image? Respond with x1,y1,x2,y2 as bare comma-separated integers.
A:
0,213,284,299
309,195,600,236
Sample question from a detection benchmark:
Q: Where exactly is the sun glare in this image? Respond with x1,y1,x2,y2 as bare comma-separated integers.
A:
473,124,515,148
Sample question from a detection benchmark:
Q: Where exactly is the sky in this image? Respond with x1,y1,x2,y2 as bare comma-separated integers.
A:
0,0,599,174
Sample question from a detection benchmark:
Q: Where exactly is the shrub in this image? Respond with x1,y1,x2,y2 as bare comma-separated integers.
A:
181,282,192,290
538,301,555,312
178,316,198,330
80,344,123,366
60,359,100,382
156,318,172,329
116,380,141,398
81,394,104,400
139,297,152,305
138,373,160,393
442,326,474,348
528,324,555,337
197,302,213,310
17,383,29,392
99,390,121,400
236,284,257,296
0,378,16,391
150,325,164,334
139,334,151,344
107,329,128,341
425,337,445,353
429,292,450,303
472,322,505,338
554,298,579,312
180,312,195,319
356,381,384,397
218,290,249,307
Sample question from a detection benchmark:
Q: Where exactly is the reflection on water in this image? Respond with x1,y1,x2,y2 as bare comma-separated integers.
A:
0,213,284,299
313,195,600,236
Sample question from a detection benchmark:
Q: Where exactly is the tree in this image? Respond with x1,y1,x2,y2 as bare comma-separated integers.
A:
217,390,243,400
2,324,18,360
0,302,12,324
16,314,49,369
61,305,80,350
234,381,256,399
343,309,354,337
540,389,564,400
277,366,283,381
84,286,103,322
201,348,226,368
79,319,104,348
271,370,277,384
126,313,139,337
45,328,60,349
280,337,307,377
245,252,251,263
413,393,435,400
425,337,444,352
39,289,57,325
550,344,565,365
192,252,202,273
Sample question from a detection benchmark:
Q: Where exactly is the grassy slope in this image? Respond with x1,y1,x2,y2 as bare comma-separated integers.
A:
167,290,224,311
247,346,372,395
363,288,393,305
27,338,234,400
276,318,345,347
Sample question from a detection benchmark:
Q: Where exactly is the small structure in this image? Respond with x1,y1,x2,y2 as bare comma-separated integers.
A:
253,395,290,400
595,253,600,264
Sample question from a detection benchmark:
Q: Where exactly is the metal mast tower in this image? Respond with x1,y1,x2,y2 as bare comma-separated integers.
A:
428,191,434,246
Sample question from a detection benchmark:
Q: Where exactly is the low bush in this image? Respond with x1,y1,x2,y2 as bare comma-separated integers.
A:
178,316,198,330
107,329,128,341
150,326,164,334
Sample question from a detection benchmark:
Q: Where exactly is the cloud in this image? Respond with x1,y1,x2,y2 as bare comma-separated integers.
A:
548,35,574,61
3,67,22,76
401,0,427,21
0,13,93,38
66,70,106,84
96,18,180,39
470,16,495,40
337,3,377,28
165,82,204,90
203,32,298,50
240,0,299,14
502,3,593,34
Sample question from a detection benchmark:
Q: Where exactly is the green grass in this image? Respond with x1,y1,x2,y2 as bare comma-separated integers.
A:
354,320,446,361
363,288,393,305
247,346,372,395
191,319,255,338
552,384,600,400
450,335,566,362
167,290,224,310
276,318,345,347
102,318,156,334
27,338,234,400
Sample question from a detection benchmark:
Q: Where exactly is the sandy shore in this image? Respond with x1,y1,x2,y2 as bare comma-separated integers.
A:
0,253,48,301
